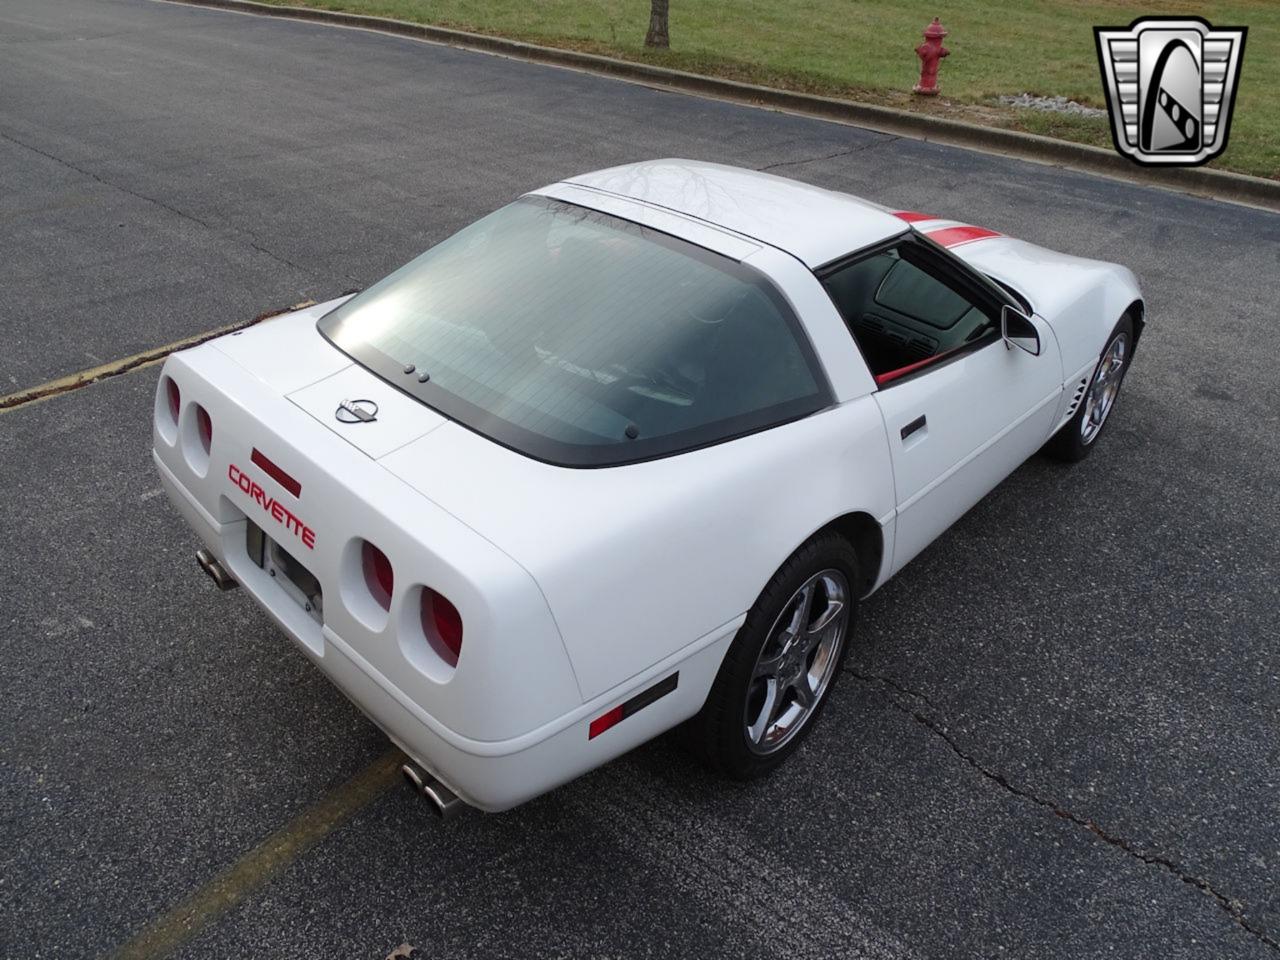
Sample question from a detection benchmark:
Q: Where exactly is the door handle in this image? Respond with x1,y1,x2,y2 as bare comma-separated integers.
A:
901,415,927,440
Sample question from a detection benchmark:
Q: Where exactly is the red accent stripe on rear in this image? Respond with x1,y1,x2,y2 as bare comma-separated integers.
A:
892,210,934,223
250,448,302,498
925,225,1002,248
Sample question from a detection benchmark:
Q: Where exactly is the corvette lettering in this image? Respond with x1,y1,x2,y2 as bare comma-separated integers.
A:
228,463,316,549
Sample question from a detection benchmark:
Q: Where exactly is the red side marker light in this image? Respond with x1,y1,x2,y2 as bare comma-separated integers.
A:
587,673,680,740
588,706,625,740
250,447,302,498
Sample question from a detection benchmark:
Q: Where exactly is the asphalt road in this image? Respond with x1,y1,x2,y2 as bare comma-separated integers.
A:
2,1,1278,958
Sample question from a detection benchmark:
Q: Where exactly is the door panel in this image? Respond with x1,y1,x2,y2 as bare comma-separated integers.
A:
876,320,1062,574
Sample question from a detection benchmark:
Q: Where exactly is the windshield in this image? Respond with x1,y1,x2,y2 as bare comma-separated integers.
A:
318,197,830,467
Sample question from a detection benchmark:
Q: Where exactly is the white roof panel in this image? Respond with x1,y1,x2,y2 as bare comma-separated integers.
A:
561,159,906,267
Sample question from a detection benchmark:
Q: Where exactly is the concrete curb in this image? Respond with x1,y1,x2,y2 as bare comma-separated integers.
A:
165,0,1279,211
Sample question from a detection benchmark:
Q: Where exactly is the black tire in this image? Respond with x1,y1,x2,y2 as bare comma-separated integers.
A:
1045,313,1135,463
683,532,858,780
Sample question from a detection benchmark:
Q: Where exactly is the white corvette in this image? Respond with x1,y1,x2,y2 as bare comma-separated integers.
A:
154,160,1143,815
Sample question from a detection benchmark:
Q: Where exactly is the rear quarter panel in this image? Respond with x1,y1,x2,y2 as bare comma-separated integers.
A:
381,398,896,701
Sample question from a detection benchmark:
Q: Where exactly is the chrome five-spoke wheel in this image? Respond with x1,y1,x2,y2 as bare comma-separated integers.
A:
685,531,859,778
744,569,850,755
1081,331,1128,445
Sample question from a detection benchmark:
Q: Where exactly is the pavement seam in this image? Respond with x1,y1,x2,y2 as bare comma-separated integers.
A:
0,128,316,278
107,747,404,960
156,0,1280,211
0,300,317,413
756,137,901,173
847,668,1280,955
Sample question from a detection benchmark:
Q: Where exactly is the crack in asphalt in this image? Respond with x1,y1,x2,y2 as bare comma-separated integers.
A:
846,668,1280,954
756,137,900,172
0,128,315,277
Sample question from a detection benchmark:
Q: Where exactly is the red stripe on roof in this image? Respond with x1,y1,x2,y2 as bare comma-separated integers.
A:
925,225,1002,248
892,210,935,223
251,447,302,498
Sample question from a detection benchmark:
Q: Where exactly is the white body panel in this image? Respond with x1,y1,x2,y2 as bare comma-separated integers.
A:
154,161,1143,811
743,246,878,402
215,298,353,392
381,398,894,700
953,237,1143,383
874,315,1062,573
536,181,762,262
565,159,907,268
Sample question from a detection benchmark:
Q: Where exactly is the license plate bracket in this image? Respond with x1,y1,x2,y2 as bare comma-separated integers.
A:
246,520,323,624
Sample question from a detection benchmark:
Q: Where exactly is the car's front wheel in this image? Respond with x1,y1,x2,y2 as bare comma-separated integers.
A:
1046,312,1135,462
684,532,857,779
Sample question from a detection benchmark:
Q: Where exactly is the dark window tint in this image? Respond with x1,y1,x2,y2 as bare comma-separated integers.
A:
822,244,997,380
875,258,976,330
318,197,829,466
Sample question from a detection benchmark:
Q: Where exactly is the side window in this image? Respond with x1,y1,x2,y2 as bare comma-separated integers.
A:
821,244,998,382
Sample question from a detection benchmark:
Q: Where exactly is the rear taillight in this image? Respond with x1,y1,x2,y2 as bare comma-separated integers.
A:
156,375,181,445
195,405,212,454
420,589,463,666
165,377,181,421
362,541,394,611
181,401,213,475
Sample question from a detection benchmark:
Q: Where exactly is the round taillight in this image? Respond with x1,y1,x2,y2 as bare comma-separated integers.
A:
196,405,212,454
362,542,393,611
165,377,181,423
421,589,463,666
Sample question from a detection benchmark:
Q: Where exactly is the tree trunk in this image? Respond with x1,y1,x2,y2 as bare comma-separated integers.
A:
644,0,669,49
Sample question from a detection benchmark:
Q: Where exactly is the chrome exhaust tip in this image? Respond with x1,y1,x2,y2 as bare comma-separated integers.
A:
400,762,464,820
196,549,237,591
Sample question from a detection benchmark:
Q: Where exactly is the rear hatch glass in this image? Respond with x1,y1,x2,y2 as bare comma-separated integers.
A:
317,197,830,467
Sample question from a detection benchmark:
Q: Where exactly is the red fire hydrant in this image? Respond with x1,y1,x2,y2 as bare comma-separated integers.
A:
913,17,950,96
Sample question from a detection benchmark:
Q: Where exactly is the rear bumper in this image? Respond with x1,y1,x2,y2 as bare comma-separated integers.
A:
155,447,738,811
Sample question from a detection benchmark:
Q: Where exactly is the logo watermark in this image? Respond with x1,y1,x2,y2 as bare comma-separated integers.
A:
1094,17,1246,166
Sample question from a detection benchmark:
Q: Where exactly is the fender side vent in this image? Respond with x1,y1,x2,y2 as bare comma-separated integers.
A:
1065,376,1089,417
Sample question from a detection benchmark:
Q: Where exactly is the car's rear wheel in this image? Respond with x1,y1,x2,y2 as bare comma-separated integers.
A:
1046,313,1135,462
684,532,857,779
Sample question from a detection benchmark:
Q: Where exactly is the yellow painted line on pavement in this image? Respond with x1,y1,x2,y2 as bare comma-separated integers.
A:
0,300,316,414
109,747,404,959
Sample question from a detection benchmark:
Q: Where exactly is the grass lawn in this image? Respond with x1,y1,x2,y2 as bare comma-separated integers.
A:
256,0,1278,179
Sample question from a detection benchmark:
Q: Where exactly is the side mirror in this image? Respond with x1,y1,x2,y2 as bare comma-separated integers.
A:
1001,305,1041,356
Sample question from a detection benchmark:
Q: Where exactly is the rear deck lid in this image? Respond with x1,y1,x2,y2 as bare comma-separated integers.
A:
288,364,446,459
